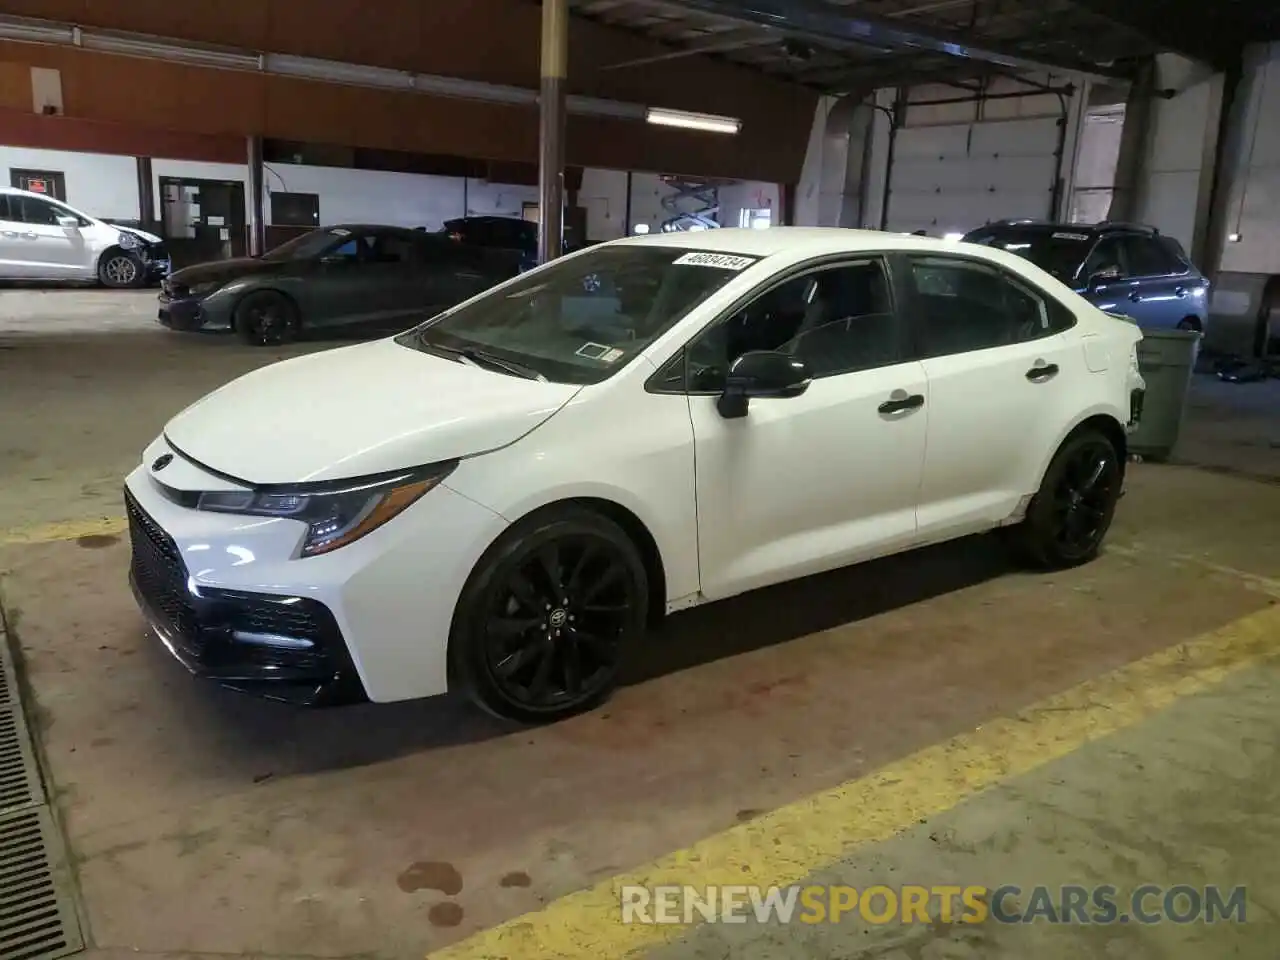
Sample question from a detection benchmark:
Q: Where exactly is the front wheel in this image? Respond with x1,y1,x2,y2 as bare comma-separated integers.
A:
450,506,649,723
98,250,144,288
235,290,299,346
1010,428,1123,569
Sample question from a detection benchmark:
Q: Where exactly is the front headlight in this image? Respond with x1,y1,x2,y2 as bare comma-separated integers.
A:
116,230,140,250
195,463,456,557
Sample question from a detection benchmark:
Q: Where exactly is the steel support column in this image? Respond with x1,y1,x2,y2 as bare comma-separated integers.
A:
538,0,568,264
246,134,265,257
134,156,155,230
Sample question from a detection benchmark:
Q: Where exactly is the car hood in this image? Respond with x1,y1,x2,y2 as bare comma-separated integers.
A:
115,224,163,244
164,338,582,485
169,257,285,286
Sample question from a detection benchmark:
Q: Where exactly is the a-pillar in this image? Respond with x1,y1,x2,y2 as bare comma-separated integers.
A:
538,0,568,264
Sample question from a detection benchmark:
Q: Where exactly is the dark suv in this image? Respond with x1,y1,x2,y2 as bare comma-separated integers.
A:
961,221,1209,332
439,216,584,273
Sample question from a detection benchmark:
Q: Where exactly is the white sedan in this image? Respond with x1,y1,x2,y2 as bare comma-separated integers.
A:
124,228,1145,720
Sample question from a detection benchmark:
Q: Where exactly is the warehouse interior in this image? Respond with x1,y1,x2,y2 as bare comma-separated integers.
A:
0,0,1279,958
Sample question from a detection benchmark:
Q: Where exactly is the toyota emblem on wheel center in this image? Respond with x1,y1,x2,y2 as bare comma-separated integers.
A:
151,453,173,471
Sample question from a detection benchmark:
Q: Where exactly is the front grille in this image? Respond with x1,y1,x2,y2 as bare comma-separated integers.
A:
125,489,198,643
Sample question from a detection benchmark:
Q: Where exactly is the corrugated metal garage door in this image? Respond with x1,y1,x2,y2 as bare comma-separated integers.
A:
884,116,1063,236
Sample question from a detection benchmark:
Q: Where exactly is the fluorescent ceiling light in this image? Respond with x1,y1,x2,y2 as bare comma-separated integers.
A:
645,107,741,135
943,232,964,241
0,15,74,44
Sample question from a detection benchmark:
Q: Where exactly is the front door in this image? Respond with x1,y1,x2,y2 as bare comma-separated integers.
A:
8,192,88,278
898,253,1083,537
685,257,928,600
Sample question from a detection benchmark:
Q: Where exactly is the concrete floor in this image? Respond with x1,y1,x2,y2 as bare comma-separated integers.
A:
0,289,1277,959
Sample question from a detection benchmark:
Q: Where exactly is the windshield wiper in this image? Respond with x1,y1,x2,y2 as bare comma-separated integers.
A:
419,340,545,381
459,348,546,381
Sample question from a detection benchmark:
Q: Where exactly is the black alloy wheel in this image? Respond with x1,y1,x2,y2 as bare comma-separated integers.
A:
235,291,299,346
452,507,648,722
1012,428,1122,569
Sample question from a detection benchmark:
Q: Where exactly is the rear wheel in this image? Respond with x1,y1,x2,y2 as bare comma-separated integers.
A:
235,291,299,346
450,506,648,723
98,249,144,288
1010,428,1123,569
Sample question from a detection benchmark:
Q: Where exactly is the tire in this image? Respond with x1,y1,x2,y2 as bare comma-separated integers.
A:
1009,427,1123,570
1176,317,1201,332
449,505,649,724
97,249,145,288
234,290,299,346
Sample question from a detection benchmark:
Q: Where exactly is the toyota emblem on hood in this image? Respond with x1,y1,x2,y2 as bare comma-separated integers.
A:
151,453,173,471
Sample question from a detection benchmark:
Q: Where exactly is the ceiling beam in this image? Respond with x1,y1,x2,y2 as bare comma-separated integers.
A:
657,0,1137,81
1064,0,1242,69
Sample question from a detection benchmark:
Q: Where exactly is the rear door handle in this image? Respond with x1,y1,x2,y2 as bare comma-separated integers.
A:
1174,285,1187,297
878,391,925,415
1026,363,1060,382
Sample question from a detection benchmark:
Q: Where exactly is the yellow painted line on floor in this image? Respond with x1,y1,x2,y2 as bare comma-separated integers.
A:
0,515,126,546
430,605,1280,960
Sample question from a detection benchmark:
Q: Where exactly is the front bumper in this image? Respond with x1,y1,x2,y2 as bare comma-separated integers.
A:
125,487,365,705
157,295,231,333
123,437,510,704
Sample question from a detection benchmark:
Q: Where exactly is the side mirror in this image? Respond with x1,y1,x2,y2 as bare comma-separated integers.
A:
716,350,811,419
1088,266,1121,289
56,215,79,229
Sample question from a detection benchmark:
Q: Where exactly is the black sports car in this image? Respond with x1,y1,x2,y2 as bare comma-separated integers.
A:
158,224,521,345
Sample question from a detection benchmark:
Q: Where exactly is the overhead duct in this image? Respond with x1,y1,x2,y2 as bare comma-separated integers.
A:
0,14,728,129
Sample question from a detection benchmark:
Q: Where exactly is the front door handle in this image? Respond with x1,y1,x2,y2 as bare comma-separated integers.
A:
1,230,17,238
878,390,925,415
1128,291,1142,302
1174,285,1187,297
1026,363,1060,382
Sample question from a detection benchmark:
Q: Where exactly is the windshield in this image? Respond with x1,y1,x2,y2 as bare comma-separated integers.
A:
962,227,1094,285
397,245,758,385
261,228,351,262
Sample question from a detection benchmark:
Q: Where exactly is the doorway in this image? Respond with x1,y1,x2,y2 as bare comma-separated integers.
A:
159,176,247,267
10,169,66,202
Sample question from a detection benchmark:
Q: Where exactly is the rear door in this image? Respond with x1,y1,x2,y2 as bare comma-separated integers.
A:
898,253,1082,538
1117,233,1197,330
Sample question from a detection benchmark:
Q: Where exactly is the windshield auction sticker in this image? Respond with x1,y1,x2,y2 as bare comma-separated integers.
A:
1051,232,1091,241
672,252,758,270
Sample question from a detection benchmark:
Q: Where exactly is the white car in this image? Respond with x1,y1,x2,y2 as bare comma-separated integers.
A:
124,228,1145,720
0,186,169,286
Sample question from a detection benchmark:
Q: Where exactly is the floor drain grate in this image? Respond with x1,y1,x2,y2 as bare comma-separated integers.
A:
0,644,42,818
0,610,83,960
0,808,82,960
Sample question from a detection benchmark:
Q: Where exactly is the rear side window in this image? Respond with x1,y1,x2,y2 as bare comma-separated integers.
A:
0,195,10,220
1157,236,1191,271
1120,235,1181,276
905,257,1069,357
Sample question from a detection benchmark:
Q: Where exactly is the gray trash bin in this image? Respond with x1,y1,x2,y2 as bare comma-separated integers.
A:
1128,328,1201,460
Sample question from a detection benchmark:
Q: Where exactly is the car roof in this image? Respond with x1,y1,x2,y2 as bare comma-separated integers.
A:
619,226,1012,260
0,186,66,200
968,220,1160,236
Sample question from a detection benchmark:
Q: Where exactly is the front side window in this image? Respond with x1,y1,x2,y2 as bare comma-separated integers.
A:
682,259,898,391
397,246,757,385
906,257,1058,356
1082,237,1127,281
17,195,65,227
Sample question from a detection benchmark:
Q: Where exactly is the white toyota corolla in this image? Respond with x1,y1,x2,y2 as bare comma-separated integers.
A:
125,228,1146,720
